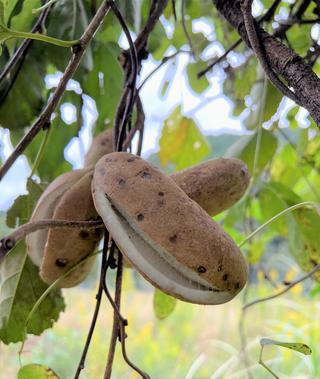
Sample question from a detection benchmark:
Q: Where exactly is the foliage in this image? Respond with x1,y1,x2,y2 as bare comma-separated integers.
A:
0,0,320,377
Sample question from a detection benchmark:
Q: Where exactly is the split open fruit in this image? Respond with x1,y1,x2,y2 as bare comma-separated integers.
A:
27,128,249,296
92,152,248,305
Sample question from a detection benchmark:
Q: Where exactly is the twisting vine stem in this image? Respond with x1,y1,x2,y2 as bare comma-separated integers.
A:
74,231,110,378
74,1,167,378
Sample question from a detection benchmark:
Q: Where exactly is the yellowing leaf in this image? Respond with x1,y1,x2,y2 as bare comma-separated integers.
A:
158,107,211,171
153,289,176,320
260,338,312,355
18,364,60,379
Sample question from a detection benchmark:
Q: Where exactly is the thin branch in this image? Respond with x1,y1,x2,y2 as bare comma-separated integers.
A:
74,230,109,378
241,0,301,105
0,1,112,181
91,0,97,15
197,39,241,78
238,201,319,248
262,0,282,22
136,95,145,156
274,0,312,36
243,263,320,310
122,94,145,153
181,0,195,58
104,243,124,379
0,219,103,260
134,0,169,57
108,1,138,152
103,245,150,379
138,50,189,92
172,0,177,21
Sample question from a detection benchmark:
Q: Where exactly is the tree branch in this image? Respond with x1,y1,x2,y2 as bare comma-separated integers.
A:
0,219,103,261
212,0,320,127
0,1,112,181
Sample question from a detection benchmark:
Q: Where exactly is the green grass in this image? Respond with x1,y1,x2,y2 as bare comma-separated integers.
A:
0,269,319,379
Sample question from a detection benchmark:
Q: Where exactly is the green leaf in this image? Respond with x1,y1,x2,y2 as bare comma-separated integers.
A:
158,106,211,171
0,24,11,46
2,0,19,24
224,57,257,113
18,364,60,379
11,0,40,32
153,289,177,320
0,1,5,25
270,144,303,187
0,54,46,130
82,42,124,132
258,184,291,234
244,80,283,129
260,338,312,355
287,24,311,55
0,242,65,344
0,241,26,330
257,182,320,282
291,208,320,282
44,0,92,72
225,128,277,174
286,106,299,129
186,61,210,94
6,178,43,228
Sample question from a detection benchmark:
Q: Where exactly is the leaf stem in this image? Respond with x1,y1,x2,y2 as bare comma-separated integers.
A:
32,0,61,14
10,30,79,47
259,345,281,379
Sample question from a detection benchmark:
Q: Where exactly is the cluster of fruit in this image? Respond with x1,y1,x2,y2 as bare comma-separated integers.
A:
27,129,250,305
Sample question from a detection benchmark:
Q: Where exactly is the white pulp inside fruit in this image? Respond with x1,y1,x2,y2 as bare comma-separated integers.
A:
93,185,235,305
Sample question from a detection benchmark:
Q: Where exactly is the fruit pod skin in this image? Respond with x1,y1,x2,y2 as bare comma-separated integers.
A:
26,169,89,267
40,170,103,287
171,158,250,216
84,128,114,168
92,152,248,305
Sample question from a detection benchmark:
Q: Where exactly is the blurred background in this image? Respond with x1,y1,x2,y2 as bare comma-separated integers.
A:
1,1,320,378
